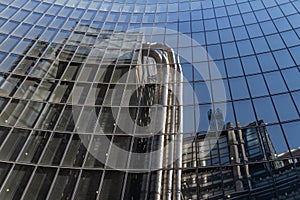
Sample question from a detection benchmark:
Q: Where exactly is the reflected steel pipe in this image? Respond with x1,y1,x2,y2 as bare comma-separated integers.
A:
140,43,182,200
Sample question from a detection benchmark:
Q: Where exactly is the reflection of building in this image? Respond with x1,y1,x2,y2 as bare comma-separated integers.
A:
0,23,184,199
182,119,300,200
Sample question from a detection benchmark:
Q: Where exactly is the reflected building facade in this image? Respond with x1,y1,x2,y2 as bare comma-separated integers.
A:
0,0,299,199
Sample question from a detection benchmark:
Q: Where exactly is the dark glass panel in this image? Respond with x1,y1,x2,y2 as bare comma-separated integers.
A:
74,170,103,200
0,165,34,200
39,133,71,165
99,171,125,200
18,131,50,164
47,169,79,200
22,167,56,200
62,134,90,167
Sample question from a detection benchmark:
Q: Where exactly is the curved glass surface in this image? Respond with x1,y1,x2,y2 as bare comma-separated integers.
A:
0,0,299,199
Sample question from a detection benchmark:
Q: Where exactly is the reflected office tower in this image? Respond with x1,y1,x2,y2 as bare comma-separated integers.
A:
0,0,300,199
182,120,299,200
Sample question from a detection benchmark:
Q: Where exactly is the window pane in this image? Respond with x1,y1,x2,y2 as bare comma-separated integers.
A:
264,71,288,94
99,171,125,200
62,134,89,167
0,128,30,161
253,97,278,123
272,94,299,121
18,131,50,164
47,169,79,200
234,100,256,126
229,77,250,100
282,121,300,151
74,170,103,199
22,167,56,200
0,165,34,200
39,133,71,165
246,74,268,97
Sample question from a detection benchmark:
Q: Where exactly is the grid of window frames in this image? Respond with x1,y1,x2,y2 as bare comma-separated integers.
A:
0,0,299,199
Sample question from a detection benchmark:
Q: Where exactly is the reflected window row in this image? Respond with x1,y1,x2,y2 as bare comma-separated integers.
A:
0,125,300,167
1,11,300,36
0,86,299,130
0,163,150,200
1,0,298,19
0,120,300,162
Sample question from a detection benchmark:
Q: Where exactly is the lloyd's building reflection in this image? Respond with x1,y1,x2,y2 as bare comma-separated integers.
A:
0,23,184,199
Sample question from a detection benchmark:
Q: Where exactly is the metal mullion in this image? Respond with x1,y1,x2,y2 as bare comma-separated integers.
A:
223,3,248,127
203,3,227,196
95,132,117,199
95,168,107,200
70,169,83,200
119,63,144,199
19,165,39,200
45,166,62,200
116,69,135,200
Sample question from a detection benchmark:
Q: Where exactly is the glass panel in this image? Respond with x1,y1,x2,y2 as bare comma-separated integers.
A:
35,103,64,130
39,133,71,165
124,173,149,200
225,58,244,77
0,54,20,72
282,121,300,151
62,134,90,167
31,80,55,101
229,77,250,100
282,68,300,91
99,171,125,200
222,42,238,58
22,167,56,200
241,56,261,75
253,97,278,123
0,127,10,147
0,75,21,97
264,71,288,94
246,74,268,97
74,170,103,199
257,52,278,72
106,136,131,169
55,105,81,132
234,100,256,126
47,169,79,200
272,94,299,121
84,135,112,168
0,128,30,161
0,99,27,126
17,130,49,164
16,101,44,128
0,163,11,186
0,165,34,200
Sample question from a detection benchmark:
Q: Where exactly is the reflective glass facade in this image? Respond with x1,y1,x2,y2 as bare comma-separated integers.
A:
0,0,299,199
